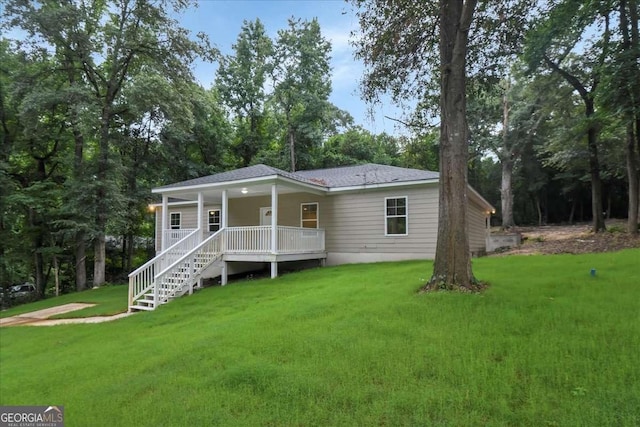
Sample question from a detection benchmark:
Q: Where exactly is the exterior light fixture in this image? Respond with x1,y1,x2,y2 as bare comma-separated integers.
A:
241,188,248,194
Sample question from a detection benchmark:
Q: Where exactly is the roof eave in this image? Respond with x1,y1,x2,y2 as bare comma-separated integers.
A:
152,174,327,195
326,179,439,193
467,185,495,213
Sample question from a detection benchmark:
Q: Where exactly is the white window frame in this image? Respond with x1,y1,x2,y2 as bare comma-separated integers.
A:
170,212,181,230
384,196,408,236
208,209,221,232
300,202,319,229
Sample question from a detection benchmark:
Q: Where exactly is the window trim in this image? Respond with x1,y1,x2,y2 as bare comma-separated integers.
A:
208,209,221,232
384,196,408,236
300,202,319,229
169,212,182,230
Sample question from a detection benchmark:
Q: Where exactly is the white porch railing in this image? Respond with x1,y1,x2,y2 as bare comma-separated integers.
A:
224,226,325,254
163,228,197,249
278,226,325,253
225,226,271,253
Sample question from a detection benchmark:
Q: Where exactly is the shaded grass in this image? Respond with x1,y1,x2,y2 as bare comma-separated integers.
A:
1,250,639,426
0,285,128,318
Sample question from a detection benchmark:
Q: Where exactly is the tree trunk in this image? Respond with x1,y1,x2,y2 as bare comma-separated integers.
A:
426,0,479,291
621,0,640,234
72,123,87,290
289,127,296,172
500,79,515,229
75,232,87,291
586,100,606,232
500,157,515,229
93,110,111,287
569,198,576,225
628,123,639,234
93,235,106,287
30,208,46,299
535,195,543,226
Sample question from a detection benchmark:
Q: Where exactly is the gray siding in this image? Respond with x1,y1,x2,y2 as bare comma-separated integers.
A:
467,199,489,255
228,193,326,227
155,203,219,251
323,185,439,259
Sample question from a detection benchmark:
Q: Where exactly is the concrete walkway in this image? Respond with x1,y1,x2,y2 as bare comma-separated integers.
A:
0,303,133,327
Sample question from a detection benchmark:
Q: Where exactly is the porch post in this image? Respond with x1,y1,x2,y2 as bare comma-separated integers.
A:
161,195,169,251
221,190,228,286
221,261,228,286
197,191,204,240
222,189,228,228
271,184,278,279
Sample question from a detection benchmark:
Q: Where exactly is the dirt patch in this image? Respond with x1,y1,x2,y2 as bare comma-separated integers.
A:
0,303,132,327
490,220,640,256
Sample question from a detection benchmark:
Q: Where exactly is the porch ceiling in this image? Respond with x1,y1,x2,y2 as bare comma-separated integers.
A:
159,179,323,203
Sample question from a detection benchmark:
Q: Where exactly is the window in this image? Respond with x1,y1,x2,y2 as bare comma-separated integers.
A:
301,203,319,229
385,197,407,236
208,210,221,232
170,212,181,230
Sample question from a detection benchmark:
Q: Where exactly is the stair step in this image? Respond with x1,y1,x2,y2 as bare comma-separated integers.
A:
130,304,155,311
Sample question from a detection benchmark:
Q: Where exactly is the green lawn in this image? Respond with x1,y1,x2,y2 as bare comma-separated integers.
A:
1,250,639,426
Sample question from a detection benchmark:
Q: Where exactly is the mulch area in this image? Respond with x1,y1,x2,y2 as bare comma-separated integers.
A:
491,221,640,256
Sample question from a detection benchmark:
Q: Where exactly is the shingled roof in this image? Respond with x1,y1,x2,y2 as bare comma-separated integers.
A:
156,163,439,191
297,164,439,188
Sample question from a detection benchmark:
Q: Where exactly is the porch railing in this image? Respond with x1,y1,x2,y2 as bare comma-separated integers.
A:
224,226,324,254
278,226,325,253
163,228,197,249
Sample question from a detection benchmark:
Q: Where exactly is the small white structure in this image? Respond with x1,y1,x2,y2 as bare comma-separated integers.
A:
129,164,494,311
486,234,522,252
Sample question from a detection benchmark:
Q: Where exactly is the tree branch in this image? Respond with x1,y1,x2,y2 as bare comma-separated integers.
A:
543,54,589,101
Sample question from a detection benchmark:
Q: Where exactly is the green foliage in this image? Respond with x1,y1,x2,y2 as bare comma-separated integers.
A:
321,127,400,167
271,17,349,171
1,251,639,425
217,19,274,167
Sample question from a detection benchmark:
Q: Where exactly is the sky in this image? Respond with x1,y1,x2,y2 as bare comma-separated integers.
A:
178,0,410,136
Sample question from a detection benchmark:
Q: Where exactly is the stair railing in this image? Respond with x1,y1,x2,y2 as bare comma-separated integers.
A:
128,228,201,308
153,228,225,306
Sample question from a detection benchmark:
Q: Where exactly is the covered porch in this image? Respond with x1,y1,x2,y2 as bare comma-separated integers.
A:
154,175,327,281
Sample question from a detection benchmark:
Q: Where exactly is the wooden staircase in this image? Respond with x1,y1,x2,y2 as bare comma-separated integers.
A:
128,229,224,311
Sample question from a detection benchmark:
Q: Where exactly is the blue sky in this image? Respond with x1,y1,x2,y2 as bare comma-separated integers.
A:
179,0,409,135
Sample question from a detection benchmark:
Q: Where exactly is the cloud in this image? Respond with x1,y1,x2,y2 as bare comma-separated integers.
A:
324,26,353,55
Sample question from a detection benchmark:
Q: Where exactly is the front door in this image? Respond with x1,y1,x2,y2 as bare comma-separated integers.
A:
260,207,272,226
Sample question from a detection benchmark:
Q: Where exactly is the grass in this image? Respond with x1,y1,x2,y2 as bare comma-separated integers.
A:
1,249,639,426
0,285,128,318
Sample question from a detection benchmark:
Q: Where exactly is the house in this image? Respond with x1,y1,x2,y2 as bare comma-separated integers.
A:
128,163,494,311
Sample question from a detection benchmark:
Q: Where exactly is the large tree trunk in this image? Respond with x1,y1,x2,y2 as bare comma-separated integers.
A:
426,0,479,291
500,79,515,229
